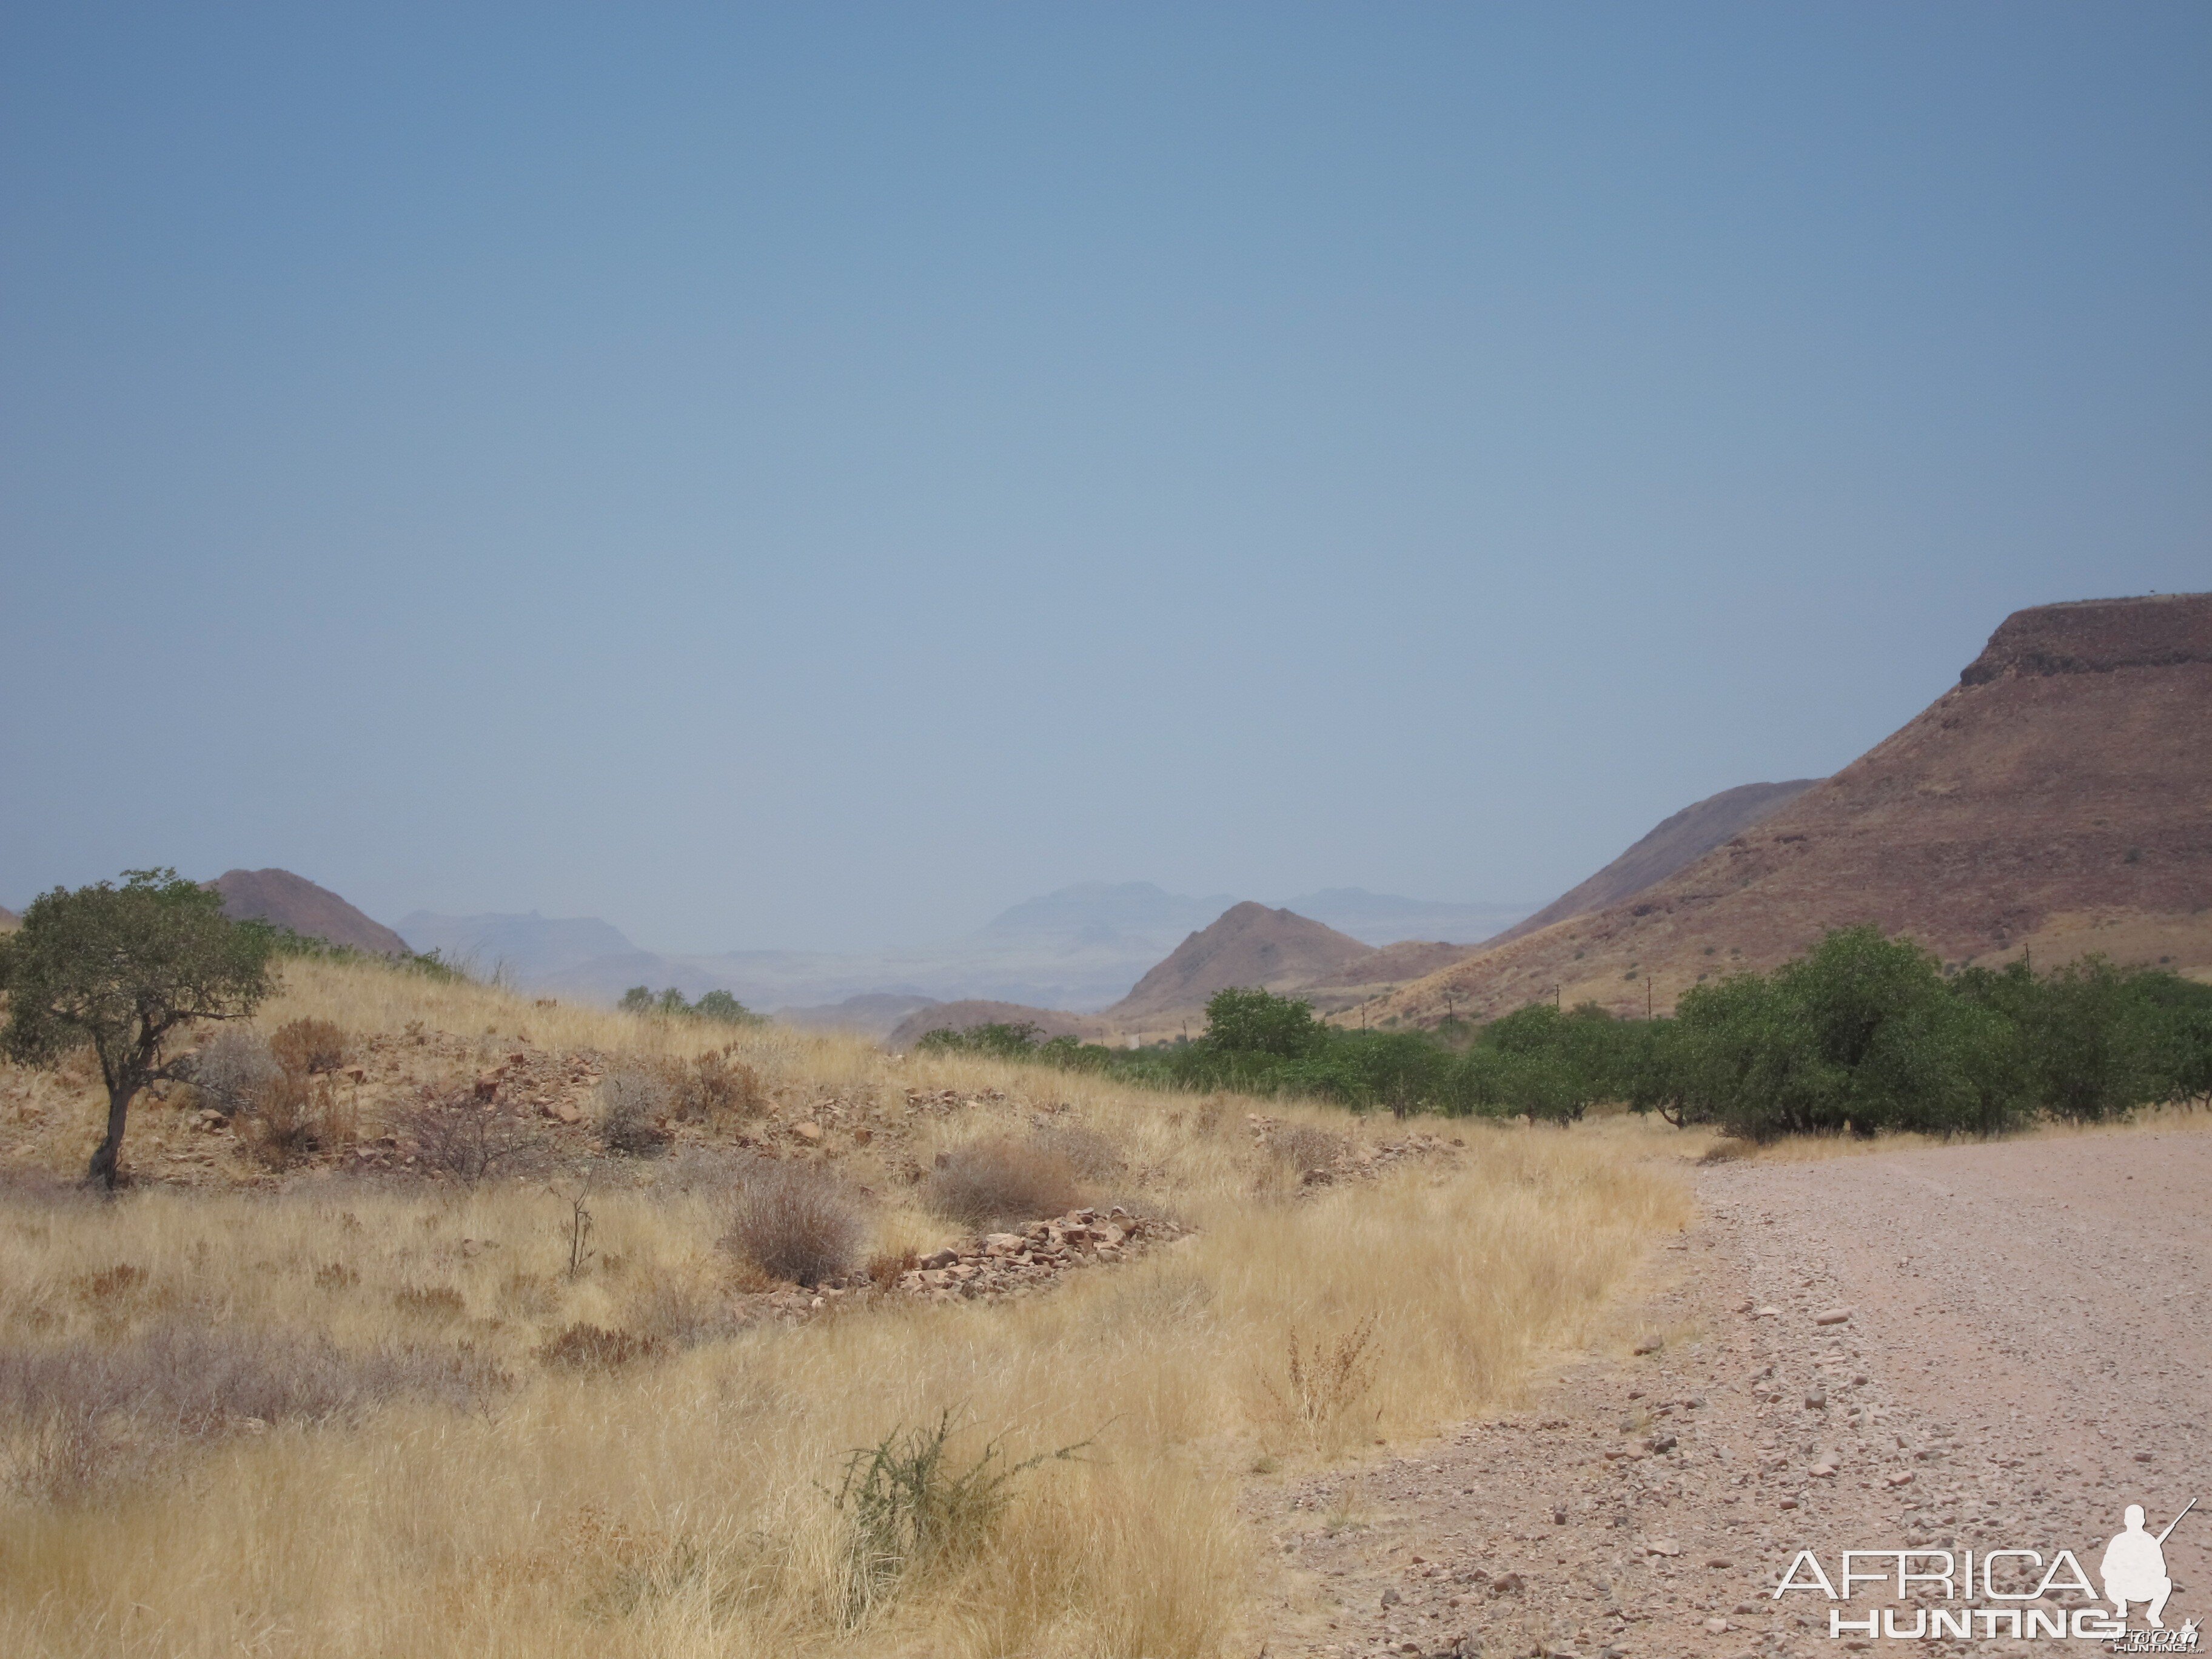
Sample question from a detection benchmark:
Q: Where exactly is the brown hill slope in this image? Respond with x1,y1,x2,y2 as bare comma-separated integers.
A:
210,869,409,957
1108,903,1379,1023
1492,779,1819,944
0,906,17,931
883,999,1110,1052
1365,592,2212,1025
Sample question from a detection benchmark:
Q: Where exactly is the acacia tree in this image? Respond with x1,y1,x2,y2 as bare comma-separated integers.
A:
0,869,273,1187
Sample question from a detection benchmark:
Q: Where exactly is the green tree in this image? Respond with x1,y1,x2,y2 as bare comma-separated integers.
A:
1202,987,1326,1059
0,869,273,1187
693,989,756,1025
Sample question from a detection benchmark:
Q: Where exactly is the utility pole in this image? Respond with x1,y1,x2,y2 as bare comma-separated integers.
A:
1553,983,1561,1010
1646,975,1653,1020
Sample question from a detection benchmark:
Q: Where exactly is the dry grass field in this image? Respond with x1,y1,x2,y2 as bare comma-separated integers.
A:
0,959,1692,1658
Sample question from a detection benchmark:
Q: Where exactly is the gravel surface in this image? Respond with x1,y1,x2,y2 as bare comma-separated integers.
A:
1255,1127,2211,1657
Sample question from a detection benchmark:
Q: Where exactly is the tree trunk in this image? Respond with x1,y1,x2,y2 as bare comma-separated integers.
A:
87,1081,135,1188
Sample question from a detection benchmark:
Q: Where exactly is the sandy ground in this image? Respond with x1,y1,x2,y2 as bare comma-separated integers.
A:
1255,1126,2212,1657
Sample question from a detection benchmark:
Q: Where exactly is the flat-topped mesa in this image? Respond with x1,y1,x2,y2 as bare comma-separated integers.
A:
1959,591,2212,685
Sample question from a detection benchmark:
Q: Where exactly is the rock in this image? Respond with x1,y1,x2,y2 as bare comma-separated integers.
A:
983,1233,1024,1255
472,1073,499,1101
791,1121,822,1144
1885,1470,1915,1487
1380,1587,1401,1607
1805,1390,1827,1410
1814,1307,1852,1326
851,1126,871,1145
1754,1305,1780,1319
1632,1335,1663,1355
1489,1570,1525,1595
1810,1461,1838,1478
920,1247,959,1270
1644,1538,1681,1557
1706,1557,1733,1568
1646,1434,1678,1453
1703,1617,1731,1634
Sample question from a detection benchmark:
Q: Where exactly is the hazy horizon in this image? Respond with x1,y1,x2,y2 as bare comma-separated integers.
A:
5,5,2206,952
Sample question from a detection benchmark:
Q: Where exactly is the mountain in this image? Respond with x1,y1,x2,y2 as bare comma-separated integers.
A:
1489,780,1820,945
1364,593,2212,1025
397,911,637,981
1108,903,1381,1024
885,1000,1111,1053
775,993,942,1039
210,870,407,956
0,906,17,931
974,882,1241,948
1277,889,1537,946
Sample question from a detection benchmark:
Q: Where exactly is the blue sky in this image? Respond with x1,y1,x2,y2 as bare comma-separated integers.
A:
3,4,2206,951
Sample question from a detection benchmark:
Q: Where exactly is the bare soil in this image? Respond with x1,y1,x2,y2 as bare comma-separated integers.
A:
1255,1125,2212,1657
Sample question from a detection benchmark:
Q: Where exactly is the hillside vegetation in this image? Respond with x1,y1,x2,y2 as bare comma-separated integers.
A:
0,954,1689,1659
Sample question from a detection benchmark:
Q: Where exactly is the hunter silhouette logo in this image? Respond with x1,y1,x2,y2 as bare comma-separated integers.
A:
2103,1500,2191,1629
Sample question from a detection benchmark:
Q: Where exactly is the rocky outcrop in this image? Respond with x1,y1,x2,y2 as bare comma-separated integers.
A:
1958,591,2212,683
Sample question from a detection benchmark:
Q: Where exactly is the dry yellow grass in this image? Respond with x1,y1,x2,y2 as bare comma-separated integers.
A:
0,958,1691,1658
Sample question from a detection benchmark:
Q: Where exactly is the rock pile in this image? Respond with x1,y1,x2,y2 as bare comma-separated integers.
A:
895,1206,1187,1301
742,1206,1190,1321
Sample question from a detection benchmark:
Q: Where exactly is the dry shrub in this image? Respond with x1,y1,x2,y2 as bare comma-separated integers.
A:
1267,1122,1344,1177
184,1027,280,1117
313,1262,358,1291
238,1069,334,1169
392,1285,466,1321
723,1162,865,1286
595,1065,672,1157
0,1322,510,1500
1263,1313,1379,1449
922,1136,1084,1230
672,1048,765,1122
1036,1122,1124,1182
537,1322,664,1370
270,1017,348,1076
75,1263,149,1304
866,1247,918,1290
399,1091,543,1185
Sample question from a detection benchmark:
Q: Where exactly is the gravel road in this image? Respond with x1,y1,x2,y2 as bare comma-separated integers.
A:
1256,1125,2211,1658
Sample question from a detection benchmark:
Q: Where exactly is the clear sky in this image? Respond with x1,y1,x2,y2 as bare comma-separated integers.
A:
3,4,2207,952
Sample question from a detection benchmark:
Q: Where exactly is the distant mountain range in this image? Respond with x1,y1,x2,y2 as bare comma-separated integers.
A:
389,882,1541,1016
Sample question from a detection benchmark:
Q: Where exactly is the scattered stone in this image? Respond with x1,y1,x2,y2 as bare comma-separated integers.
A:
791,1121,822,1145
1644,1537,1681,1557
1380,1587,1402,1607
1814,1307,1852,1326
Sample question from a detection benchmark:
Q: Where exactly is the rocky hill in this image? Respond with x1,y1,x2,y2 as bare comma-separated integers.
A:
1492,779,1819,945
1108,903,1384,1025
210,869,408,956
884,999,1111,1052
0,905,17,931
1364,592,2212,1025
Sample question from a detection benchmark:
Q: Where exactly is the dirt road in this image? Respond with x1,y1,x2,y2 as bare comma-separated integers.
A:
1256,1126,2212,1657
